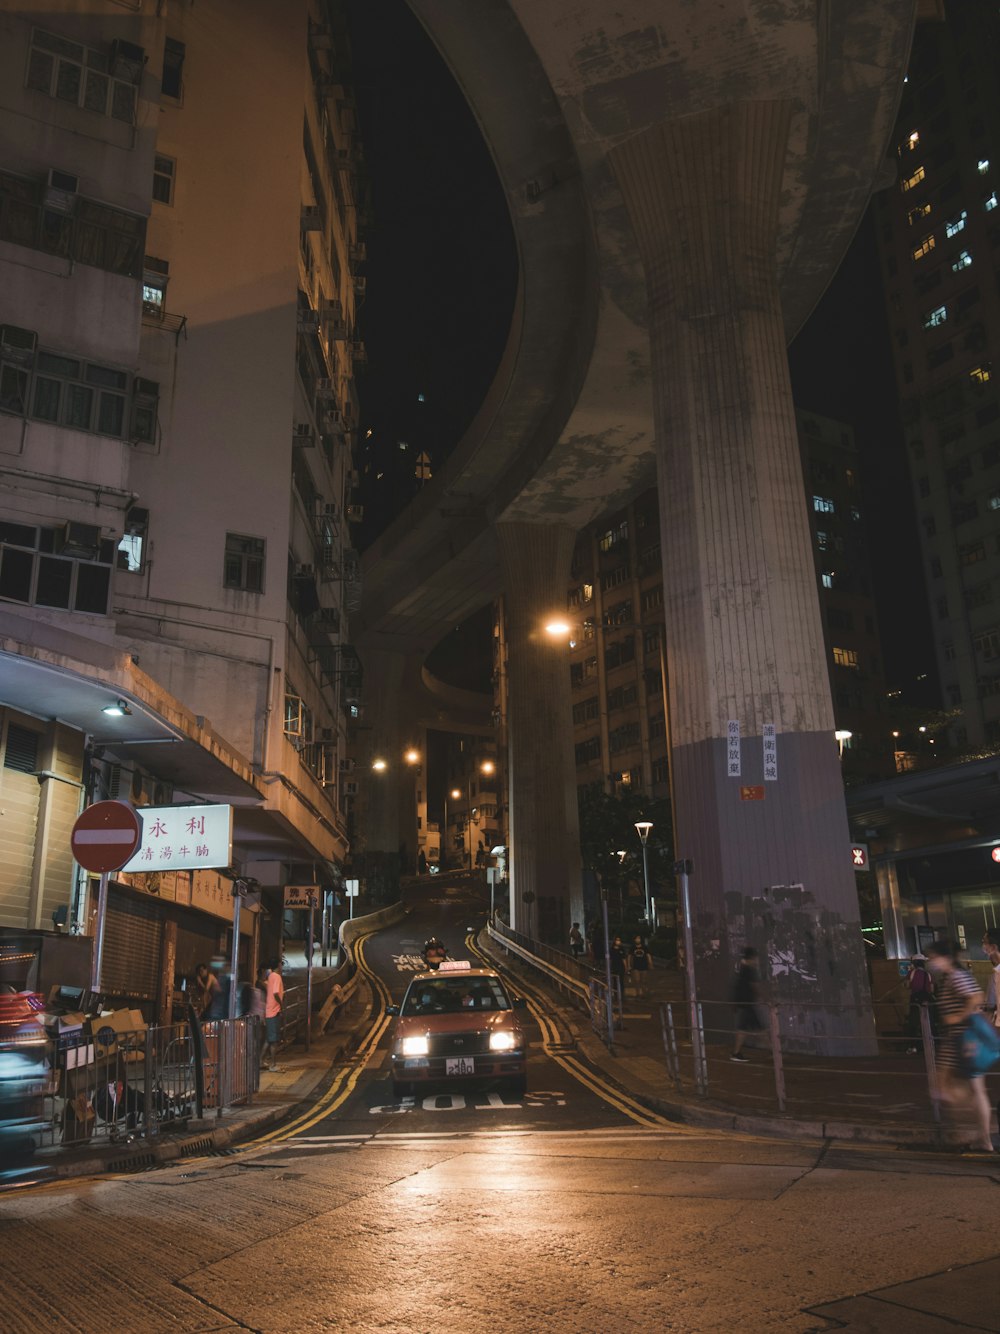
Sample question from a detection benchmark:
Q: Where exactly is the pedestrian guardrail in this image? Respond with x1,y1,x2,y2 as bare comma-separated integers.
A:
488,919,592,1006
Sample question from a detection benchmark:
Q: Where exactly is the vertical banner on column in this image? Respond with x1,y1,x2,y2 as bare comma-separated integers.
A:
727,720,741,777
763,723,777,781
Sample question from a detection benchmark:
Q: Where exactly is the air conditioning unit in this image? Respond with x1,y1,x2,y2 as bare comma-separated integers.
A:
301,205,323,232
110,38,145,81
58,521,101,558
44,168,79,215
346,504,364,523
352,275,367,298
315,377,336,399
344,780,359,797
293,425,315,447
349,242,367,264
0,325,37,364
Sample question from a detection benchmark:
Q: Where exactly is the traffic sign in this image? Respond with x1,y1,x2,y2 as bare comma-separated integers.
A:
71,801,143,874
284,885,320,910
850,844,869,871
991,846,1000,864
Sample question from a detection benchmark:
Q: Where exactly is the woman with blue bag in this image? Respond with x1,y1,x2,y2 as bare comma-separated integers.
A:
926,941,997,1153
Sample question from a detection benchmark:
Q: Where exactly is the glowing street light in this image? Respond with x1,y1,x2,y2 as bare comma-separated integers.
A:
544,619,571,638
404,747,420,765
835,729,852,759
372,757,387,772
635,821,653,924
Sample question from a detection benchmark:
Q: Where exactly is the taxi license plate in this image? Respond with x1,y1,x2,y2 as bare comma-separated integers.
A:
446,1057,475,1075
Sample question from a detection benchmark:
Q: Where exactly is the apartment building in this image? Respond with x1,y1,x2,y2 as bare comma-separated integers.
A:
873,0,1000,748
0,0,364,1006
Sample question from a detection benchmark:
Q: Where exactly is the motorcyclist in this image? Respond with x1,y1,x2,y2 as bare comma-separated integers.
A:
423,937,447,970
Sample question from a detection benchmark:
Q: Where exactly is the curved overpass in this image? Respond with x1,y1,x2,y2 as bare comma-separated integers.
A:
358,0,916,648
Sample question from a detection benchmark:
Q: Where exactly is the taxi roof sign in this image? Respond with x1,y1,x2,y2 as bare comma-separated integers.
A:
437,960,471,973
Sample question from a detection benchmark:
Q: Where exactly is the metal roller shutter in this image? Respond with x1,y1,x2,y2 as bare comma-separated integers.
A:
103,889,162,1000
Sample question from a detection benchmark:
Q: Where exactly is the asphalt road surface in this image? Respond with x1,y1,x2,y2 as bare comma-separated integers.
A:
2,881,998,1333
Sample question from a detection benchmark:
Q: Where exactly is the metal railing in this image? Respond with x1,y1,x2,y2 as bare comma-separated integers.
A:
488,919,592,1005
16,1016,260,1151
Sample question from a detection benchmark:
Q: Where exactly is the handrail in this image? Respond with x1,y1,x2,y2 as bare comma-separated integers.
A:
487,920,590,1004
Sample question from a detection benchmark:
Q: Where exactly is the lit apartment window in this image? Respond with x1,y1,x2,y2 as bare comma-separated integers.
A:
901,165,926,192
978,158,990,175
26,27,137,123
907,203,931,225
970,364,992,384
989,493,1000,511
944,211,967,237
813,495,835,513
821,572,834,589
832,647,859,669
283,689,312,743
924,305,947,328
952,250,973,271
906,130,920,150
911,234,936,261
116,507,149,572
0,520,113,614
816,530,830,550
223,533,265,592
582,582,593,602
152,155,175,205
985,191,998,212
142,256,169,318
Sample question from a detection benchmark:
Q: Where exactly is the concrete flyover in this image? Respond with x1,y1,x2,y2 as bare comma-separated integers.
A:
356,1,920,1050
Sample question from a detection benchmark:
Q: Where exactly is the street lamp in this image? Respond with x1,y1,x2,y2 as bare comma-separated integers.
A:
444,787,461,869
635,820,653,925
404,747,420,766
834,729,852,759
372,757,387,772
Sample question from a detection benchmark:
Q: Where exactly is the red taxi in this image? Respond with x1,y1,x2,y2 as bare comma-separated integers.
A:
388,961,527,1099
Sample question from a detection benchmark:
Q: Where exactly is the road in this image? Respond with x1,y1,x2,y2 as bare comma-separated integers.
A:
1,881,998,1333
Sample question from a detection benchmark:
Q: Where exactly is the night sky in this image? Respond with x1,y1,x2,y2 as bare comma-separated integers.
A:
347,3,937,704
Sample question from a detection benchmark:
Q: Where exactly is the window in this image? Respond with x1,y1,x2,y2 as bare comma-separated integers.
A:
574,737,601,767
927,343,954,369
643,626,661,654
0,170,145,279
608,722,640,755
603,599,632,627
918,475,931,498
142,256,169,318
924,305,947,328
970,364,992,384
922,515,937,536
152,155,175,205
641,586,663,612
601,565,629,592
952,499,978,524
821,572,833,589
570,657,597,688
828,607,854,631
937,595,949,620
901,165,926,192
223,533,265,592
973,628,1000,660
966,583,993,610
952,249,973,271
833,647,859,669
0,520,113,614
907,203,931,226
604,637,635,671
28,351,128,436
960,540,987,566
944,211,967,237
978,158,991,175
161,38,185,100
816,530,830,550
284,689,312,743
117,507,148,573
130,378,159,443
905,129,920,151
986,192,999,213
651,758,669,786
3,723,40,774
597,520,628,552
989,493,1000,511
607,683,638,712
813,495,835,513
572,697,599,725
26,27,137,124
912,233,936,261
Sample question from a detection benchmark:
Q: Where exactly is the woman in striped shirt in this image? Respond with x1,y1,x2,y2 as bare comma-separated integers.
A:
926,940,994,1153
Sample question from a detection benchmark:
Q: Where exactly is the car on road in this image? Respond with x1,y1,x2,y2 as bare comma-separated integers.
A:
387,961,527,1099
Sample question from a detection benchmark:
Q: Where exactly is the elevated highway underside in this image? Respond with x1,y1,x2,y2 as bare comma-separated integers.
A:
355,0,921,1050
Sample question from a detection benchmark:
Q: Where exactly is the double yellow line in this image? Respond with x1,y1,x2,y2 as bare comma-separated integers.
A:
249,931,393,1146
465,933,675,1131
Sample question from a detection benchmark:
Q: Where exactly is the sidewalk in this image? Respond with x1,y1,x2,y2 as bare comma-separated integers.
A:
478,934,999,1150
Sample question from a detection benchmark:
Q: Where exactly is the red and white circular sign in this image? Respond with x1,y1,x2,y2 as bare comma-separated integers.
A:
70,800,143,874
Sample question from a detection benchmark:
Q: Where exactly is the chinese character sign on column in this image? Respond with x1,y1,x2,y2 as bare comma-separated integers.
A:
763,723,778,782
727,720,741,777
121,804,234,872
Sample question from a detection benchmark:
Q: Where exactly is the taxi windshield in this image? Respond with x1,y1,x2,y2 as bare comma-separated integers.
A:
402,976,511,1015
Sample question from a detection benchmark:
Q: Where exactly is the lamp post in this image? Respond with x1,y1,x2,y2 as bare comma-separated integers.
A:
404,746,420,874
835,729,852,759
445,787,461,870
635,820,653,926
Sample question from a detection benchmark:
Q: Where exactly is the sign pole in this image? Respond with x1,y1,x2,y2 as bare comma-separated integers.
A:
305,906,314,1052
89,870,109,994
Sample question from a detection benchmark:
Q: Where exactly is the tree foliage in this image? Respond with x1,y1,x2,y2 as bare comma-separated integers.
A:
577,785,674,906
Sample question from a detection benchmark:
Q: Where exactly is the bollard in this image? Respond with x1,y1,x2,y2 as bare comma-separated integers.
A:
768,1004,786,1113
694,1002,708,1096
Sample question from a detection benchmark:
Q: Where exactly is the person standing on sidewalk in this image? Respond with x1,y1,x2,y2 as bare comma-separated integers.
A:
730,947,763,1063
905,954,934,1055
630,934,651,998
569,922,584,959
262,957,285,1073
609,935,628,1008
983,930,1000,1027
926,940,994,1154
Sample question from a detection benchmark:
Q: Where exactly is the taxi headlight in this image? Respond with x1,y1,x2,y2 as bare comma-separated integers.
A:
489,1030,517,1052
401,1035,429,1057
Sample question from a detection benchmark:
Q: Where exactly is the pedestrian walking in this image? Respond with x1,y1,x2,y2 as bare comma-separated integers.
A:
925,940,994,1153
905,954,934,1054
569,922,584,959
203,955,230,1020
730,947,764,1063
983,930,1000,1028
262,957,285,1073
192,961,217,1018
609,934,628,1007
630,934,651,998
244,965,267,1060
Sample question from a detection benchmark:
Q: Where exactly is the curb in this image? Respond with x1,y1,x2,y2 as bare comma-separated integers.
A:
478,931,948,1151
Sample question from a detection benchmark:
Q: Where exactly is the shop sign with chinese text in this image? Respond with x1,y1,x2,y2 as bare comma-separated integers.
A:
120,804,233,873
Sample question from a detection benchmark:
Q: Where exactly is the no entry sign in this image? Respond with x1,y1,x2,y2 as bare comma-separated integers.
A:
71,800,143,874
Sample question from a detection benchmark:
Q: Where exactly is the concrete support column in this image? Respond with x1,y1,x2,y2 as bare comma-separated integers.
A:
497,521,583,946
612,102,875,1051
358,644,406,904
